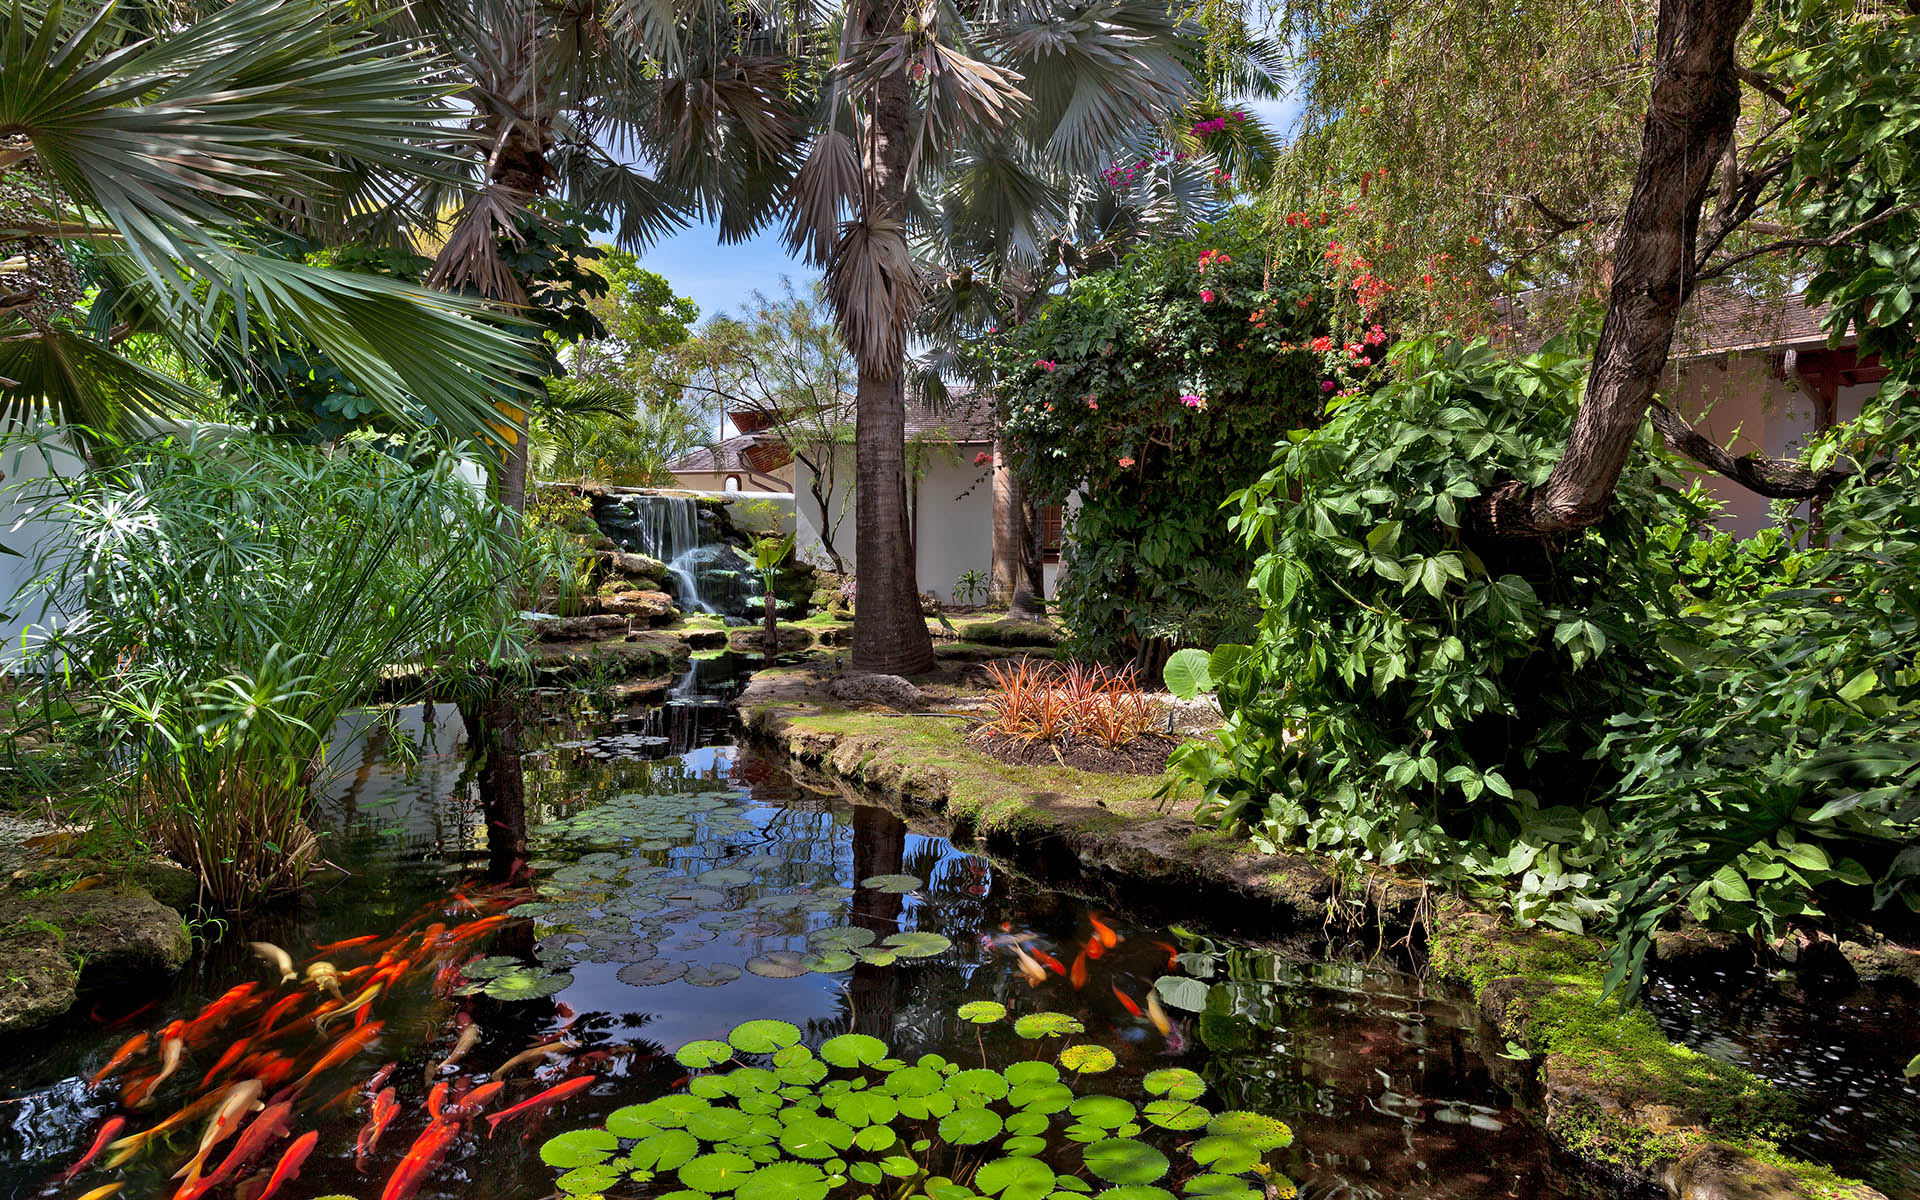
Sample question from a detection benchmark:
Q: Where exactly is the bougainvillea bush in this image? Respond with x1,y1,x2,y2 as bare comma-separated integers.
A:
1000,212,1357,666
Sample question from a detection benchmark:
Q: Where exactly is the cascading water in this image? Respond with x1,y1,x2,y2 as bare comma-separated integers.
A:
596,493,762,620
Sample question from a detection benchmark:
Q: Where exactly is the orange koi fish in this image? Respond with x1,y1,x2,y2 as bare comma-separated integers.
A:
187,984,261,1044
90,1032,149,1088
1029,947,1067,975
1146,987,1172,1037
1009,943,1047,987
449,914,506,944
128,1022,187,1106
426,1081,449,1121
105,1089,225,1167
1085,938,1105,961
59,1116,126,1180
356,1087,400,1171
254,993,305,1038
364,1061,397,1096
199,1038,253,1089
1152,940,1179,971
483,1075,594,1138
489,1039,570,1082
247,1052,297,1095
179,1102,293,1200
245,1129,317,1200
172,1080,264,1181
299,1021,384,1083
446,1080,505,1120
313,983,383,1035
1069,950,1089,989
314,934,379,953
1112,984,1144,1018
72,1185,124,1200
1088,913,1120,949
378,1120,457,1200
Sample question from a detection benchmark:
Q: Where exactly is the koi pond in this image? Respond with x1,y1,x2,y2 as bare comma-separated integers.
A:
2,655,1912,1200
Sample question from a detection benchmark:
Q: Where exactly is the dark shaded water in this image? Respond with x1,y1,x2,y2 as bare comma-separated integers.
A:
1647,968,1920,1198
3,655,1575,1199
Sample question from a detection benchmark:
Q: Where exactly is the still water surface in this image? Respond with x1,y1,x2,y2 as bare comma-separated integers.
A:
3,656,1575,1199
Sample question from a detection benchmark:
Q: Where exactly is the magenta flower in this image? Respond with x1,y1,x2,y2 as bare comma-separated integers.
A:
1180,394,1207,411
973,451,991,466
1200,289,1215,303
1035,359,1056,372
1321,379,1337,392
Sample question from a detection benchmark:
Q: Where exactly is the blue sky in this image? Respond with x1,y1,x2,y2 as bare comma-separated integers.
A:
636,96,1304,323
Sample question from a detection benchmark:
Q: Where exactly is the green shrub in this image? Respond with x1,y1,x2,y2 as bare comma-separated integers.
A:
1000,213,1336,667
1171,332,1699,929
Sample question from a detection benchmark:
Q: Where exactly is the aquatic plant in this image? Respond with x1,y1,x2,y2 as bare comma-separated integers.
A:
6,431,524,906
538,1013,1296,1200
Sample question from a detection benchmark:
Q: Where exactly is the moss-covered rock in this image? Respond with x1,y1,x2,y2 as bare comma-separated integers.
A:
0,922,78,1035
35,886,191,986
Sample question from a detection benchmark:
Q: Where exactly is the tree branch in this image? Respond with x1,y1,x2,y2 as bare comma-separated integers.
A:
1697,201,1920,282
1735,64,1791,109
1646,400,1855,498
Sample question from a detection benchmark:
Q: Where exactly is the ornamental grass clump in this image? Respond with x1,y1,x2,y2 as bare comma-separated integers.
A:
539,1011,1296,1200
980,659,1161,750
6,429,525,907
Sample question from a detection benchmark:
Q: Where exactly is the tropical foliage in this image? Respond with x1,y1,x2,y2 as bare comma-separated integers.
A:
999,215,1336,665
539,1015,1295,1200
0,0,537,447
5,430,522,906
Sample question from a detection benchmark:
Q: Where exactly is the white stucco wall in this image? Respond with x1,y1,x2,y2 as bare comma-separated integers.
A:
792,445,1011,602
1670,353,1880,537
0,430,88,656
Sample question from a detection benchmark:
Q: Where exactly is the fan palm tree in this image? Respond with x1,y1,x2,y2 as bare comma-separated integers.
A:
365,0,806,512
776,0,1206,674
0,0,539,442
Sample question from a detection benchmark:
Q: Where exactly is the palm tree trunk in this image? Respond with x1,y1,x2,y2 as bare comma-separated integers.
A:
848,0,934,676
853,369,935,673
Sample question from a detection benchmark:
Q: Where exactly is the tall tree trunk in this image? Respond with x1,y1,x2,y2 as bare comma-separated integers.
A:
991,440,1023,606
848,0,935,676
853,370,934,672
460,689,530,886
1474,0,1753,536
1019,496,1046,617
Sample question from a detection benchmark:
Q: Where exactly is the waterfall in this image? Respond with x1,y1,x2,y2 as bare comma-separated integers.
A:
595,493,762,620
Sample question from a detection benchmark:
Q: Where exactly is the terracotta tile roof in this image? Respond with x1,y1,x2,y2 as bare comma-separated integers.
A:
666,434,791,476
1493,287,1853,358
903,391,995,443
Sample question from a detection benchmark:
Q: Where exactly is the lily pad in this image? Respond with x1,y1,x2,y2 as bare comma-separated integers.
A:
881,931,951,958
617,959,689,987
684,963,742,987
746,951,814,979
858,873,922,893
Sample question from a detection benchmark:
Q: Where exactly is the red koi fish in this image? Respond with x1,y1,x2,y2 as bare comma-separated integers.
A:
1029,947,1067,975
90,1032,149,1088
199,1037,253,1088
59,1116,126,1180
1085,938,1105,962
484,1075,594,1138
254,993,305,1038
379,1120,458,1200
364,1061,397,1096
247,1052,297,1095
1152,940,1179,971
1112,984,1144,1018
187,984,261,1043
355,1087,400,1171
178,1102,293,1200
446,1080,505,1120
298,1021,384,1083
431,960,463,998
425,1081,449,1121
244,1129,317,1200
314,934,379,953
449,914,507,943
1089,913,1120,949
1069,950,1089,989
127,1021,187,1106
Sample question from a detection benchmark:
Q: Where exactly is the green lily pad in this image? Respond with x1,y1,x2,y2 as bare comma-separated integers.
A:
858,873,922,893
540,1128,618,1168
679,1151,757,1192
808,926,877,950
728,1019,802,1054
881,931,951,958
1013,1011,1085,1039
1206,1110,1292,1151
1059,1044,1117,1074
746,951,814,978
976,1157,1056,1199
617,959,688,986
1142,1068,1206,1101
479,967,572,1000
685,963,742,986
938,1106,1003,1145
956,1000,1007,1024
819,1033,889,1068
1083,1139,1170,1185
675,1039,735,1069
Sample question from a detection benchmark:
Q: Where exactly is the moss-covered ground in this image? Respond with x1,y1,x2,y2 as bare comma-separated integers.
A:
739,658,1882,1200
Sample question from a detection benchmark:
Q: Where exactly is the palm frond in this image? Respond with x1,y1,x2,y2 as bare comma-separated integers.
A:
825,217,921,376
0,322,205,432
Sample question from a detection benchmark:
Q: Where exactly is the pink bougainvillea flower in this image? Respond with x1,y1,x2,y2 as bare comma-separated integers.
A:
1087,398,1098,409
1321,379,1337,392
1035,359,1056,371
1118,456,1135,468
1179,394,1207,411
1200,289,1215,303
973,451,991,466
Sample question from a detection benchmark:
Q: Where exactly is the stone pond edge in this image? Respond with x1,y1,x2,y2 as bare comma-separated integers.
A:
736,667,1885,1200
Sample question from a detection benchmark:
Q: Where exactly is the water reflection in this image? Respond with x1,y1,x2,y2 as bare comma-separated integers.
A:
0,655,1569,1200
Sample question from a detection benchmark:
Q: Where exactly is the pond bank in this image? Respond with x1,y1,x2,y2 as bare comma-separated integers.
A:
737,661,1889,1200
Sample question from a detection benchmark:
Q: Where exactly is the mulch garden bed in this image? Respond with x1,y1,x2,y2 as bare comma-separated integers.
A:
964,728,1175,776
